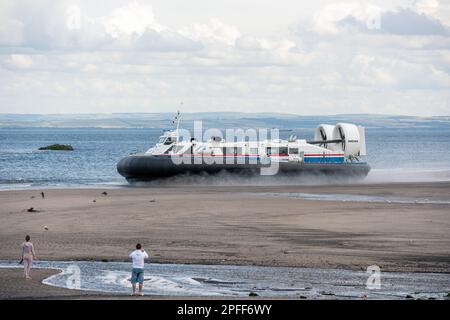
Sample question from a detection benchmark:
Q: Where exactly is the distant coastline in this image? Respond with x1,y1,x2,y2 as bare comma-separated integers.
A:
0,112,449,129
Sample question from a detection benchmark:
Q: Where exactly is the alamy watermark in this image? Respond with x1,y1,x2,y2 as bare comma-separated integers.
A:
365,7,382,31
66,6,82,30
65,264,81,289
366,265,381,290
169,121,281,176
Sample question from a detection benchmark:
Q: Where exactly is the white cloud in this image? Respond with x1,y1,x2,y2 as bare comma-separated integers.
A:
379,8,449,35
311,2,384,34
348,54,450,89
179,18,241,46
0,0,200,51
4,54,33,69
415,0,439,16
0,0,449,116
100,1,164,38
310,2,449,36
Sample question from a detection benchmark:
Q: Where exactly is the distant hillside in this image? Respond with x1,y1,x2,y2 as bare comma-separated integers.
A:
0,113,449,129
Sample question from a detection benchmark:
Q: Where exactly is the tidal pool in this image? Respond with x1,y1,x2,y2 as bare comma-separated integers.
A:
1,260,449,299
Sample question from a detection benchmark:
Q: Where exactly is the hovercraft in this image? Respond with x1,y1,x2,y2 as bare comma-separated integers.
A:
117,113,370,182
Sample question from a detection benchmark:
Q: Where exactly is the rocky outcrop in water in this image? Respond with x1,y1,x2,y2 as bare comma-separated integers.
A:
38,144,74,151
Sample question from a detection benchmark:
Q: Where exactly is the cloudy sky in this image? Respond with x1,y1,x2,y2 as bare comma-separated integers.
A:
0,0,449,116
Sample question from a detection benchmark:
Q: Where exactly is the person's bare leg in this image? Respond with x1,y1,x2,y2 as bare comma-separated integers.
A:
27,258,32,279
23,259,28,278
132,283,136,295
23,258,31,279
139,283,143,296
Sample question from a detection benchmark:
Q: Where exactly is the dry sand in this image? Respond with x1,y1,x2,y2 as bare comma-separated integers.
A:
0,182,449,275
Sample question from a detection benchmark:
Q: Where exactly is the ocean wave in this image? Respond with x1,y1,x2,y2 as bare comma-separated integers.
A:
0,178,126,191
0,178,35,184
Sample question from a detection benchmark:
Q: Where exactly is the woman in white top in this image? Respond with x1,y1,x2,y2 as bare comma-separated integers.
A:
22,235,37,279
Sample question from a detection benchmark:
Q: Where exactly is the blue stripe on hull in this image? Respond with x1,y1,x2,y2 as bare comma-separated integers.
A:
304,157,345,164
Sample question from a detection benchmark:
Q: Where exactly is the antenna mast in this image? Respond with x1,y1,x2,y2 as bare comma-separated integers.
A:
174,102,182,144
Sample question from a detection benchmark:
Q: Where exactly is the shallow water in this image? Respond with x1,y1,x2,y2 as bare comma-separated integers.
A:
1,260,449,299
260,192,450,205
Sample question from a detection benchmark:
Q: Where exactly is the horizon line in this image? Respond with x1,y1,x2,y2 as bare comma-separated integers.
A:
0,112,449,118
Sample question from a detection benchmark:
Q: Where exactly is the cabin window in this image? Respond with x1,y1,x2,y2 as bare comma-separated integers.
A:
249,148,258,155
289,148,299,155
279,147,288,155
234,147,242,155
164,137,174,145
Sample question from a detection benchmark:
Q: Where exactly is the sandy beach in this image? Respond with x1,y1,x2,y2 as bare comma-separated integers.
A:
0,182,449,275
0,268,108,299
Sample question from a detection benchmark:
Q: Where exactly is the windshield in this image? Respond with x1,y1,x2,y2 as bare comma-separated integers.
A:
158,135,175,145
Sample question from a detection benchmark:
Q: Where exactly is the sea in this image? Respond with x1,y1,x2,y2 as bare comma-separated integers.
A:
1,127,450,189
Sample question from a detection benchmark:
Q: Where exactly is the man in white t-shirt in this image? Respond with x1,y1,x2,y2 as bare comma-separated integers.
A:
129,243,149,296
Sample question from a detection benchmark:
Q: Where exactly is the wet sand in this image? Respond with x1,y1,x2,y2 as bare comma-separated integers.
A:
0,182,449,275
0,268,211,299
0,268,99,299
